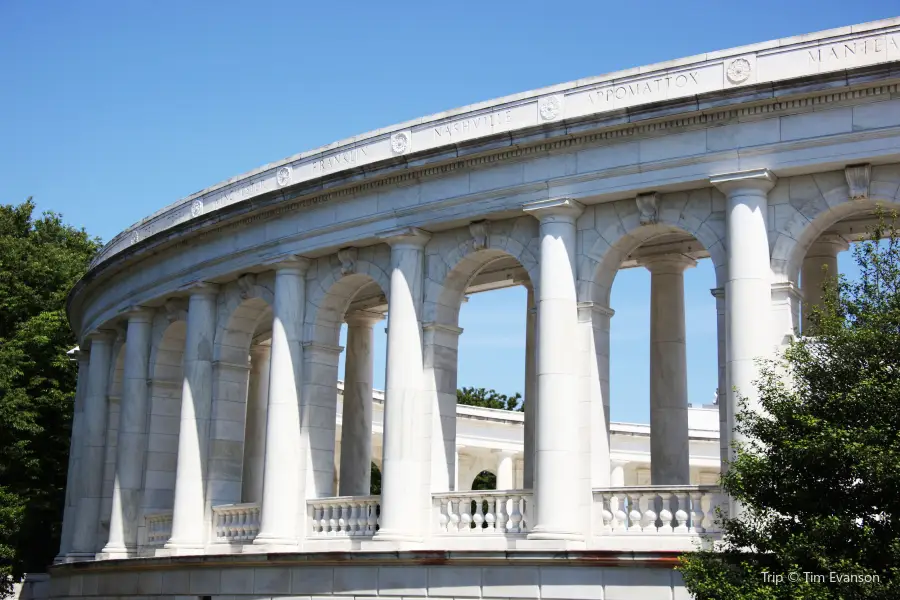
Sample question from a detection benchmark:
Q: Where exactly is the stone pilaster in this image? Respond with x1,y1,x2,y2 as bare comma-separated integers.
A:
523,197,584,541
339,310,382,497
101,308,154,558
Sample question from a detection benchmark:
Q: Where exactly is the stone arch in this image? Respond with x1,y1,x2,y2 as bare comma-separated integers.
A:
141,315,187,523
422,217,539,495
303,248,391,499
471,469,498,491
578,189,727,306
770,166,900,285
207,275,276,509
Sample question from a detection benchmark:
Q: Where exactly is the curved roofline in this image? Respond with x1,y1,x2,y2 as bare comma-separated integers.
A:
88,17,900,269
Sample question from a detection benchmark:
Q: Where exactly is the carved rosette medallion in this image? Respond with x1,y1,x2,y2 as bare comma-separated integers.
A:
130,230,140,245
391,131,411,155
726,58,752,84
276,166,292,187
190,199,204,218
539,95,562,121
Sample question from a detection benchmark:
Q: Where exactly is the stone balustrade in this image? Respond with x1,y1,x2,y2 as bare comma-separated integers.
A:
212,503,261,543
593,485,725,535
144,511,172,546
433,491,532,534
308,496,381,537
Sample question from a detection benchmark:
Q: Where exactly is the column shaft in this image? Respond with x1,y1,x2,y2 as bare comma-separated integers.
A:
376,227,430,542
523,287,537,489
711,288,727,471
339,311,381,497
801,235,848,333
242,345,271,504
57,350,91,559
496,452,515,490
524,198,584,541
712,170,776,452
645,256,694,485
71,332,115,556
102,310,154,557
166,285,218,551
255,258,308,547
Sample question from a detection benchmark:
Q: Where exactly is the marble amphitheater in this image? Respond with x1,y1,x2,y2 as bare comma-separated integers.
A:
48,17,900,600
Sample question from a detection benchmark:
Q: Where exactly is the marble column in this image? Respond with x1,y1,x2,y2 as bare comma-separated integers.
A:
644,255,695,485
71,330,115,557
523,287,537,489
610,462,626,487
242,345,271,504
495,451,516,490
710,287,727,471
255,257,309,548
711,169,776,453
375,226,431,542
523,197,584,541
339,310,382,497
101,309,154,557
57,349,91,560
801,234,849,333
166,284,218,552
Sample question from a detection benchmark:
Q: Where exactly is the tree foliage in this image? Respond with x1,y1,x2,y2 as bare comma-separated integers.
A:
457,387,524,412
0,199,100,593
679,214,900,599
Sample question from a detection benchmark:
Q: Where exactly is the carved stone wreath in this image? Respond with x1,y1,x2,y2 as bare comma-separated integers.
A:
539,96,561,121
190,199,204,218
391,132,410,155
276,166,292,187
726,58,752,84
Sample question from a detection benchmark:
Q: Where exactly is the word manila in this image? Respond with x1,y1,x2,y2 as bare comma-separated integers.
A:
590,71,701,105
809,36,900,64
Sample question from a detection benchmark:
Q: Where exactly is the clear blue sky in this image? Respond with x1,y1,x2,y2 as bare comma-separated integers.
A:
1,1,890,423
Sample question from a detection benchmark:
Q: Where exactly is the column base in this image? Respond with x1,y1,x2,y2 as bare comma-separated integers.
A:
252,535,300,552
161,540,205,556
526,526,585,542
370,529,424,544
95,545,135,560
56,552,95,563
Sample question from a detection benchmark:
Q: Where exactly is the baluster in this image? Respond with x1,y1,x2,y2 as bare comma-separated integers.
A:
508,495,522,533
460,497,473,533
484,497,496,532
627,493,643,533
600,494,613,534
658,493,674,534
309,504,319,535
448,498,460,533
612,494,627,533
353,502,363,536
330,505,340,536
495,496,508,532
437,498,448,533
640,493,658,533
338,503,348,536
472,496,484,532
318,505,329,536
674,492,689,534
520,496,530,531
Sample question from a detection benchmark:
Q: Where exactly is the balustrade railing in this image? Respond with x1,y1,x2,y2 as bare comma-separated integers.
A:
433,491,531,534
593,485,725,535
212,502,260,543
308,496,380,537
144,511,173,546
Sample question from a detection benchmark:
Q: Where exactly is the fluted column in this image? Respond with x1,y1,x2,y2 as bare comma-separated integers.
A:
101,308,154,558
339,310,382,497
523,287,537,489
242,345,271,503
523,197,584,541
495,451,516,490
801,234,848,333
57,349,91,561
255,257,309,548
71,330,115,558
643,255,695,485
166,283,218,552
711,169,777,453
375,226,431,542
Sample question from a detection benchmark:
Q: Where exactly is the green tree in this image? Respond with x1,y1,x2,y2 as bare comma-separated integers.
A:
679,215,900,599
0,199,100,595
456,387,523,412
